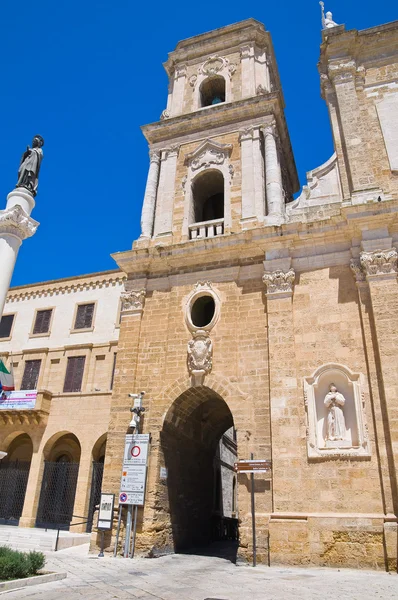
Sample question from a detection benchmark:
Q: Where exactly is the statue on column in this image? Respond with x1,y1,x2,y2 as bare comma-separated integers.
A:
16,135,44,197
320,2,339,29
324,383,346,441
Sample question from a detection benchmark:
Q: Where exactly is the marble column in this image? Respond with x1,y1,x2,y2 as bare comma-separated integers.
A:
0,189,39,317
140,150,161,238
263,123,284,225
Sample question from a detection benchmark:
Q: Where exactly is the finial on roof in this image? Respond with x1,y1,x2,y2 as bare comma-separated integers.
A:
320,2,339,30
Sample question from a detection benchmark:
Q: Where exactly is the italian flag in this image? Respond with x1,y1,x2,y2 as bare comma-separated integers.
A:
0,359,14,391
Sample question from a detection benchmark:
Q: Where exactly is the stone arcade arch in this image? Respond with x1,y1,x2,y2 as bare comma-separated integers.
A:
86,433,107,532
36,432,81,529
159,386,236,553
0,433,33,525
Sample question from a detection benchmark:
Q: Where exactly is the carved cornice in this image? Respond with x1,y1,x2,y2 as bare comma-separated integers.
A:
263,268,295,296
0,205,39,240
7,274,126,303
360,248,398,278
121,289,146,315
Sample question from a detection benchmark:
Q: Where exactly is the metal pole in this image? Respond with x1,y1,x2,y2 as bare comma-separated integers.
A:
251,452,256,567
98,530,105,557
124,504,133,558
131,505,138,558
113,505,123,557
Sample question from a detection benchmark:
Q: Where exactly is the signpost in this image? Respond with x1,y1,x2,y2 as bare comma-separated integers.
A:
97,493,115,557
234,456,272,567
119,433,150,558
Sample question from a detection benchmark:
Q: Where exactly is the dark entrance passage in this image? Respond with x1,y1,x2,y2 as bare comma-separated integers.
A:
161,387,238,561
0,434,33,525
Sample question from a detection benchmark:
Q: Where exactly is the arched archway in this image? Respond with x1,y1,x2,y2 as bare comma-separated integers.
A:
0,433,33,525
160,386,238,556
36,432,81,529
200,75,226,107
86,433,107,532
191,169,224,224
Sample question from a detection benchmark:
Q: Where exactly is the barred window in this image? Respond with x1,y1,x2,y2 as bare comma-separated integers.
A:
63,356,85,393
0,315,14,339
74,304,95,330
21,360,41,390
33,309,52,335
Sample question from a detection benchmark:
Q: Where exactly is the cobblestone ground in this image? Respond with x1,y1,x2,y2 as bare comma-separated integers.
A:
4,545,398,600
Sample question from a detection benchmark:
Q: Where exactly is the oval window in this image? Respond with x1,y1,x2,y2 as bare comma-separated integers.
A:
191,295,216,328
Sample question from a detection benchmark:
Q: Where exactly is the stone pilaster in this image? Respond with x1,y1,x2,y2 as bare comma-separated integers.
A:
350,249,398,570
170,64,187,117
327,60,375,195
140,150,161,238
262,123,284,225
263,268,301,517
153,147,179,238
239,127,265,223
93,286,146,551
240,44,255,98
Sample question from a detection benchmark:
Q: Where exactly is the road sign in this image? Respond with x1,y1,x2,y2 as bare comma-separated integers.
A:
119,492,145,505
234,459,272,473
119,433,150,505
123,434,150,466
97,493,115,530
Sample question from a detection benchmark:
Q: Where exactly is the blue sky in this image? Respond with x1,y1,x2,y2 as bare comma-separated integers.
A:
1,0,396,286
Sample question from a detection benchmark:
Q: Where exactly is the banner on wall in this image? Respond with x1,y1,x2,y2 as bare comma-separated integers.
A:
0,390,37,410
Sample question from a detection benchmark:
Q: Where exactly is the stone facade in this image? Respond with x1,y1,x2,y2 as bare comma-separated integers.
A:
99,18,398,571
1,16,398,572
0,270,124,531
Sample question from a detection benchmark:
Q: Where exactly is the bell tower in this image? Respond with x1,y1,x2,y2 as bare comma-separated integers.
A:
137,19,299,245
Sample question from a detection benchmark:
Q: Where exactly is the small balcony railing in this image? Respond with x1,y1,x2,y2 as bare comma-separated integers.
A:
189,218,224,240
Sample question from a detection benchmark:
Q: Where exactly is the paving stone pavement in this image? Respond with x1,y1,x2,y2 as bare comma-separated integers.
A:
2,545,398,600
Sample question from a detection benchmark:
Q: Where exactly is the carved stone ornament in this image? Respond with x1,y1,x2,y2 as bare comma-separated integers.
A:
304,363,371,461
120,289,146,315
189,74,198,87
360,248,398,277
185,139,233,172
187,329,213,387
256,84,267,95
0,204,39,240
195,55,236,81
263,269,295,296
160,109,170,121
349,259,366,283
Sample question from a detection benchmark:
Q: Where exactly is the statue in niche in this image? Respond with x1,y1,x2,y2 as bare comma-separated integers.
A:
16,135,44,197
319,2,339,29
324,383,346,441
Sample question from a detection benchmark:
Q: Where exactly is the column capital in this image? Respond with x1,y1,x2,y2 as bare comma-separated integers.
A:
360,248,398,280
263,268,295,297
240,44,253,59
0,205,39,240
349,259,367,284
175,64,187,78
238,127,254,142
121,289,146,316
261,120,277,137
149,149,161,164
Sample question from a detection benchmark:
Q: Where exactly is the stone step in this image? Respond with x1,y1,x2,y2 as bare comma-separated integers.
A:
0,525,90,552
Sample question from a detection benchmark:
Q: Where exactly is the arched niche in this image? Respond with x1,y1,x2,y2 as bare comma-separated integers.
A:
303,364,371,460
199,76,226,107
